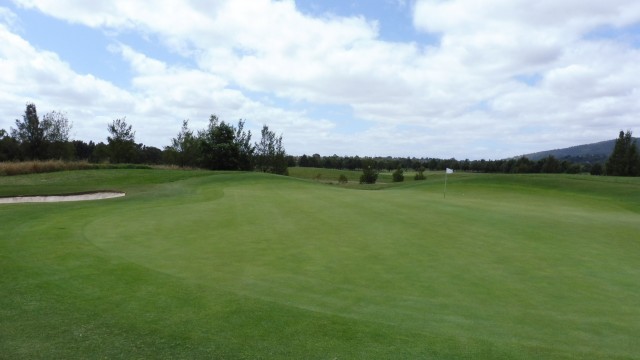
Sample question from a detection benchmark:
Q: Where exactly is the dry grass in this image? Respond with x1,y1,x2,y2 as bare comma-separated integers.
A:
0,160,154,176
0,160,97,176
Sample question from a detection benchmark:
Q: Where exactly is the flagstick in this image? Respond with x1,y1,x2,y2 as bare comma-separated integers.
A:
444,171,448,198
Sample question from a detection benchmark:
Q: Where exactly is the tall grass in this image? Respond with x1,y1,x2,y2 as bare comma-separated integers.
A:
0,160,152,176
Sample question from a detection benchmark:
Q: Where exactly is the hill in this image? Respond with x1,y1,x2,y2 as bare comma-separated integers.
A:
521,137,640,163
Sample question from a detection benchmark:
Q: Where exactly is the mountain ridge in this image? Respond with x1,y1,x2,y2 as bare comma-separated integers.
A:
518,137,640,164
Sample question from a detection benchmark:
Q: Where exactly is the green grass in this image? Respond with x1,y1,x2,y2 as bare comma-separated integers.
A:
1,169,639,358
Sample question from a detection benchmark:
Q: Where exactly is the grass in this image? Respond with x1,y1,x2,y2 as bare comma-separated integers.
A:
1,169,639,358
0,160,154,176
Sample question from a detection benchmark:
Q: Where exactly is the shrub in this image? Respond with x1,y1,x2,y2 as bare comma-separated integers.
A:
415,166,427,180
359,165,378,184
338,174,348,184
392,166,404,182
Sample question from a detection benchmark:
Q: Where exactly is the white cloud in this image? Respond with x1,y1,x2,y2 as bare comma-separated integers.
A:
0,14,136,141
4,0,640,158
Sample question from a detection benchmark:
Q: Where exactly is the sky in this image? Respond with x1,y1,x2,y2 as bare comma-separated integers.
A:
0,0,639,160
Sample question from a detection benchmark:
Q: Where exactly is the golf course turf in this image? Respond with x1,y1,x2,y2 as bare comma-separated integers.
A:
1,169,639,358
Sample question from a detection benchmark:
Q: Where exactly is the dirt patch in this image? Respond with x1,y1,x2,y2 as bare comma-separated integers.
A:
0,191,125,204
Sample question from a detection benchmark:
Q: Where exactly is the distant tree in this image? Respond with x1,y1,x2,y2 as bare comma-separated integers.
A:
359,160,378,184
0,129,21,161
514,157,533,173
90,142,110,163
167,119,199,167
107,118,136,163
136,144,163,164
540,155,561,173
392,166,404,182
235,120,254,171
72,140,96,160
590,163,603,176
606,130,639,176
197,115,254,171
255,125,287,175
42,111,73,159
414,166,427,180
42,111,72,143
11,103,45,159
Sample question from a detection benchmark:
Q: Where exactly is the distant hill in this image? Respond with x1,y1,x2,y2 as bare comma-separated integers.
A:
520,137,640,164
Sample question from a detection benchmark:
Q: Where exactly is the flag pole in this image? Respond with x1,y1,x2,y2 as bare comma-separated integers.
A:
444,168,452,198
444,170,448,198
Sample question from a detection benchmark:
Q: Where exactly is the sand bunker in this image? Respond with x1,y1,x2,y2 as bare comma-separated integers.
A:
0,191,125,204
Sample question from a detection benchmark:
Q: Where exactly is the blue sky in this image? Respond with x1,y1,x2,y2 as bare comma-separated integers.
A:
1,0,639,159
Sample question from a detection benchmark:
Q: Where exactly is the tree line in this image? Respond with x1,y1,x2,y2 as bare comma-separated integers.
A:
2,103,638,177
293,130,638,177
295,153,600,175
0,103,288,175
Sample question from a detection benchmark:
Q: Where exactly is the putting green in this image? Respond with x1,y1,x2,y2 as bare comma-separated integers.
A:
2,169,639,358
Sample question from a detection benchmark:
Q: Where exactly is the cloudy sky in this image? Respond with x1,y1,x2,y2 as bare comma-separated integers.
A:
1,0,639,159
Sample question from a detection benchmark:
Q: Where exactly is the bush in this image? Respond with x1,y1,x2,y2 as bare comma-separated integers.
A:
414,166,427,180
338,174,348,184
392,167,404,182
359,165,378,184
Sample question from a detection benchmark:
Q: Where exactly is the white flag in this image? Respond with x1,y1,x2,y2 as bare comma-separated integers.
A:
446,168,454,174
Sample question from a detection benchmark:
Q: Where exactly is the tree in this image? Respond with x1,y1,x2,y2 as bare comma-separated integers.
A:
42,111,72,142
606,130,640,176
167,120,199,167
392,166,404,182
42,111,73,159
10,104,74,160
255,125,287,175
359,160,379,184
199,115,236,170
590,163,603,176
540,155,561,173
107,118,136,163
0,129,21,161
414,166,427,180
235,120,254,171
11,103,45,159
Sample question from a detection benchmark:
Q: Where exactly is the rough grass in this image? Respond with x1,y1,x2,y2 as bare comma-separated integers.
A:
0,160,154,176
1,169,639,359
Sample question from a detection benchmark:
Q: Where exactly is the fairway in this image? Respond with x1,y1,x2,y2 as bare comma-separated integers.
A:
1,169,639,359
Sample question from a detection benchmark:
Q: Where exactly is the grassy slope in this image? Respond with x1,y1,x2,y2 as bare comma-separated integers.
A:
1,169,639,359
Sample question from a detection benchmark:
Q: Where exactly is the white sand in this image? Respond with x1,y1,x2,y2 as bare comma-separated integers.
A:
0,192,125,204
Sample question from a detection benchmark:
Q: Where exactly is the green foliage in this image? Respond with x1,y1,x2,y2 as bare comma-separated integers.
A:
11,103,45,159
590,163,603,175
540,155,562,173
234,120,254,171
414,166,427,180
166,119,199,167
255,125,287,175
606,130,640,176
359,161,378,184
198,115,254,171
42,111,72,143
392,166,404,182
107,118,136,163
0,130,20,162
338,174,348,184
10,104,74,160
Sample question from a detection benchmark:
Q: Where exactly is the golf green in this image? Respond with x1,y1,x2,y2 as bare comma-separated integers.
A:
1,169,639,358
